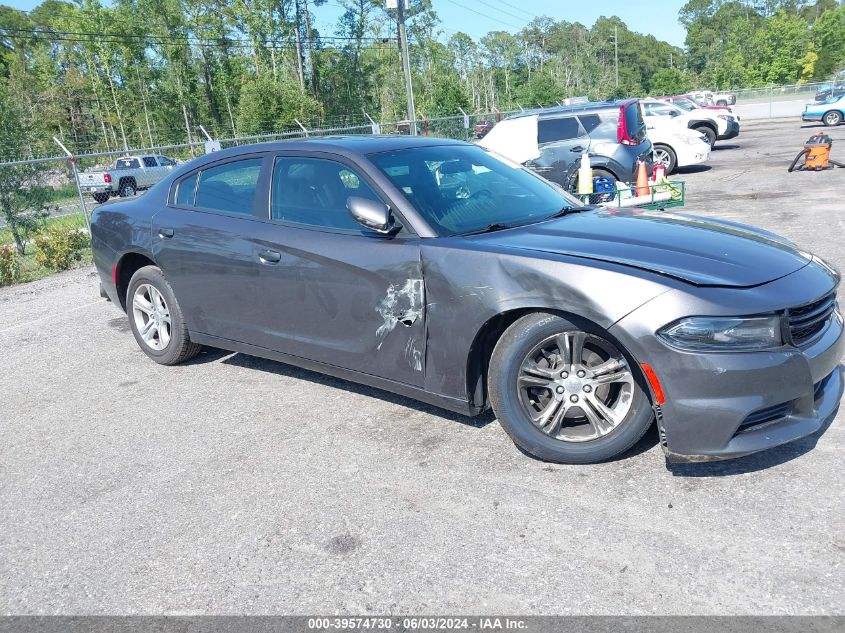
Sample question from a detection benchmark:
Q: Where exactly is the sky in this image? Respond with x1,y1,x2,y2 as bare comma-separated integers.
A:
3,0,690,48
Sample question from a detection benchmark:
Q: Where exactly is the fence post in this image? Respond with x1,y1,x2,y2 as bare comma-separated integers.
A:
769,85,773,119
53,137,91,237
362,111,381,135
294,119,309,137
458,107,470,140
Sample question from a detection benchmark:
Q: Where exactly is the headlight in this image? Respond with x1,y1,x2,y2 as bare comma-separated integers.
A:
658,315,783,351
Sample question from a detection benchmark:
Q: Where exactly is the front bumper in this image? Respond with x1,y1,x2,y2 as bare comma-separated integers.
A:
674,141,711,168
611,262,844,462
717,120,740,140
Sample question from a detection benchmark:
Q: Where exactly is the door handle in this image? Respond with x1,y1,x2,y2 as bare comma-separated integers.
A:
258,249,281,264
159,228,174,238
570,146,585,153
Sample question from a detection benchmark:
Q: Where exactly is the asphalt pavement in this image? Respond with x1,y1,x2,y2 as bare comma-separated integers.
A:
1,119,843,615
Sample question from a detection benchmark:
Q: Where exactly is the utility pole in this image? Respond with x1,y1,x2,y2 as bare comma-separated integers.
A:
394,1,417,136
614,25,619,89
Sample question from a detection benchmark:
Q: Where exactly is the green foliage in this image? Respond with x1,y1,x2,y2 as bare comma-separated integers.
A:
235,74,323,135
0,244,21,286
649,68,695,95
33,225,90,272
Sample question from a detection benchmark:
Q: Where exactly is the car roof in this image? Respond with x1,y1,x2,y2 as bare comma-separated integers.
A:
182,135,471,168
505,99,634,121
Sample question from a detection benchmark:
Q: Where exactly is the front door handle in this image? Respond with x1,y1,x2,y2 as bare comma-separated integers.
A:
570,146,585,153
258,249,281,264
159,228,174,238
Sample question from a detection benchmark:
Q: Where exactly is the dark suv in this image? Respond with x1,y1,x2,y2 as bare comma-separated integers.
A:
480,100,652,191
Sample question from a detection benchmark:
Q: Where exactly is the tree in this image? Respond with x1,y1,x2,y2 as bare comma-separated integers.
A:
0,84,50,256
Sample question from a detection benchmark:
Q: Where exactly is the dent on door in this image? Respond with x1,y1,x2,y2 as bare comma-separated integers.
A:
375,278,425,371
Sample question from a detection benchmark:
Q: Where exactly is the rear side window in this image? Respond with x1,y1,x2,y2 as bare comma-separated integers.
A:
194,158,262,215
142,156,157,167
538,116,582,144
175,173,198,207
578,114,601,134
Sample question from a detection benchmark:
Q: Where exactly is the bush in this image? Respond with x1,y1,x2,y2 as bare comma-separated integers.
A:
0,244,21,285
33,225,90,272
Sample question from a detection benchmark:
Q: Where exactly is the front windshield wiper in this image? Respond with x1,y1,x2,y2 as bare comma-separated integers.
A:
461,222,512,236
545,204,602,220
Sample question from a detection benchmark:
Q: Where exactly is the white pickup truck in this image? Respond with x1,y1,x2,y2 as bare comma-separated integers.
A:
78,154,178,204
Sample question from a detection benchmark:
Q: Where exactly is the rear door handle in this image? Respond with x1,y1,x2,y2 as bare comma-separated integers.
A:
570,146,585,153
159,228,174,238
258,249,281,264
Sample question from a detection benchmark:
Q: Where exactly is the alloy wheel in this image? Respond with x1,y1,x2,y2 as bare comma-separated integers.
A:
824,112,841,126
132,283,171,351
516,331,635,442
653,148,672,168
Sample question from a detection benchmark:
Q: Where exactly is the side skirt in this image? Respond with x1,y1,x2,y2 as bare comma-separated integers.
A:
188,331,482,418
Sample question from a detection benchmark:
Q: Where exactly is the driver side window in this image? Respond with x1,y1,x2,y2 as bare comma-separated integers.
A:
271,157,382,231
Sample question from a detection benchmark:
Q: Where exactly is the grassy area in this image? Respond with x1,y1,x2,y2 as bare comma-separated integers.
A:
0,213,87,248
0,241,92,286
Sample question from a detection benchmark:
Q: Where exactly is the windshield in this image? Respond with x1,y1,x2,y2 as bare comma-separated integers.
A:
673,99,695,112
368,145,582,236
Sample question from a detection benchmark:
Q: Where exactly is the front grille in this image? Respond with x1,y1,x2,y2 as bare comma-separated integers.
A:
737,401,792,434
787,292,837,345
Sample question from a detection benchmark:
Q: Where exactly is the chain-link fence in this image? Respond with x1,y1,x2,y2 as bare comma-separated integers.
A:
0,109,518,254
733,81,830,119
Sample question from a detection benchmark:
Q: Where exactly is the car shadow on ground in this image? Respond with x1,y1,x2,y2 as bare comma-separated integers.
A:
675,164,712,175
713,143,741,150
218,351,496,429
667,408,838,477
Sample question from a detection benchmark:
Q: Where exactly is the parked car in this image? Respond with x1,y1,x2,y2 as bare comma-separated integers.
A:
641,98,739,147
91,136,844,465
479,99,653,190
687,90,736,107
473,119,496,139
645,119,710,174
655,94,740,120
815,83,845,102
79,154,178,204
803,94,845,126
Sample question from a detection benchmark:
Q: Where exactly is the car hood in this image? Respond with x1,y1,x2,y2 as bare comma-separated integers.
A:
469,209,811,287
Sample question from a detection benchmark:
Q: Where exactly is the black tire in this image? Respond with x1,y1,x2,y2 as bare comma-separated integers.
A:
126,265,201,365
716,100,728,107
93,193,110,204
488,312,654,464
823,111,842,127
653,144,677,174
695,125,717,147
119,179,137,197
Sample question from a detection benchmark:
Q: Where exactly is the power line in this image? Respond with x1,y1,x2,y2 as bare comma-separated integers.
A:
466,0,533,25
444,0,526,31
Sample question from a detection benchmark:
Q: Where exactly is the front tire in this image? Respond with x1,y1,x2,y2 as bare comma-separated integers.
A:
488,312,654,464
823,111,842,127
653,144,677,174
126,265,201,365
695,125,717,147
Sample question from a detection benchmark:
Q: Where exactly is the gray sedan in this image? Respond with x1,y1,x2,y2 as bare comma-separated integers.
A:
90,136,844,464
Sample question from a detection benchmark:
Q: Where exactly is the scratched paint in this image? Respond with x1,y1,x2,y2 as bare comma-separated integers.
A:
375,279,424,350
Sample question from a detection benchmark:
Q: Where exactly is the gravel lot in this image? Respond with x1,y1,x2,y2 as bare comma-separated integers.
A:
1,119,844,615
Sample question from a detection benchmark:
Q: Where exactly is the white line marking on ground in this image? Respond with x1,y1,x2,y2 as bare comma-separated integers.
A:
0,299,104,334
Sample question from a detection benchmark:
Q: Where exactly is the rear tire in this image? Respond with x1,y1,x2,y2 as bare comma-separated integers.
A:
93,193,110,204
823,111,842,127
126,265,201,365
119,180,137,197
653,144,677,174
488,312,654,464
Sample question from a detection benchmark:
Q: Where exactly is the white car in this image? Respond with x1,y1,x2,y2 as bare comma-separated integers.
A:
641,98,739,147
646,120,710,174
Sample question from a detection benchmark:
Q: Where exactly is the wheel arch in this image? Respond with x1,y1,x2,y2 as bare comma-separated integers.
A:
114,250,157,311
465,307,635,412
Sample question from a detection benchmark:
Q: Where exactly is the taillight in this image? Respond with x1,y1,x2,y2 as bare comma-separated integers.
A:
104,173,112,184
617,104,636,146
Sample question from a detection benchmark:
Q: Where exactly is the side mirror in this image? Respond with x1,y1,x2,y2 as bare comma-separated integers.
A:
347,196,398,235
669,110,679,117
